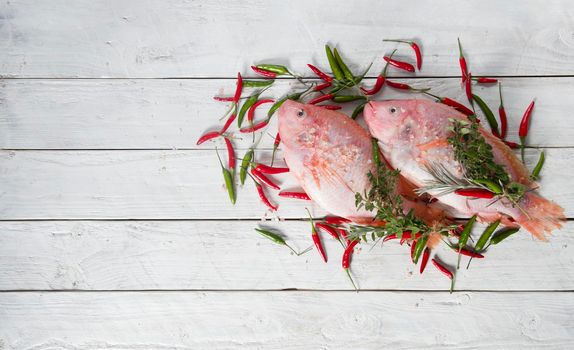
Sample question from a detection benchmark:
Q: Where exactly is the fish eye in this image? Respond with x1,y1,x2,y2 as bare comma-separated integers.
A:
389,107,397,114
297,109,306,118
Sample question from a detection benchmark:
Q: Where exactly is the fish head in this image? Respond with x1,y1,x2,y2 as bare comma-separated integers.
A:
277,100,326,151
363,100,423,147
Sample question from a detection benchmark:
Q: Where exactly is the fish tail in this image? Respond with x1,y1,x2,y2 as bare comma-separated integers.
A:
516,193,565,240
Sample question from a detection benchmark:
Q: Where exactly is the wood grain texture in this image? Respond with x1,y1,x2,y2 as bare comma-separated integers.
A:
1,291,573,349
0,0,573,78
1,78,573,149
0,220,572,291
0,149,569,220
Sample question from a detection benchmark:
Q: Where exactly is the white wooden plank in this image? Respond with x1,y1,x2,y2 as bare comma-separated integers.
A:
0,0,573,78
1,291,573,349
1,78,572,149
1,220,572,291
0,149,569,219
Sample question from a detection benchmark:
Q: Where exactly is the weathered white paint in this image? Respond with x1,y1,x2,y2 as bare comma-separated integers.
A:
0,220,572,291
1,78,572,149
1,291,573,349
0,149,569,219
0,1,573,78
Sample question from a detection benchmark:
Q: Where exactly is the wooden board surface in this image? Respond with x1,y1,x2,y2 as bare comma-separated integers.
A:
1,78,573,149
1,1,573,348
1,220,572,291
1,291,573,349
1,0,574,78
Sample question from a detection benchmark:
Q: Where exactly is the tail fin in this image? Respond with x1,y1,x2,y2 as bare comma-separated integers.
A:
517,193,565,240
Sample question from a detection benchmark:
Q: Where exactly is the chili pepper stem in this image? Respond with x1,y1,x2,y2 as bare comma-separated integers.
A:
345,268,358,292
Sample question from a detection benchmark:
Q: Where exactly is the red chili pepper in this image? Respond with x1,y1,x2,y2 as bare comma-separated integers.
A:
239,120,269,133
324,216,351,225
278,191,311,200
386,80,411,90
314,82,332,91
420,248,430,274
465,72,473,104
307,64,333,82
255,183,278,211
519,100,536,139
247,99,274,123
410,240,417,262
401,231,422,241
337,228,349,243
475,77,498,84
383,233,397,242
220,113,237,134
316,223,340,240
384,56,415,72
308,93,334,105
213,96,234,102
273,132,281,148
361,75,385,95
432,258,454,280
412,42,422,70
311,227,327,263
455,248,484,258
342,240,359,269
320,104,342,110
504,141,520,149
251,168,280,190
223,137,235,169
255,164,289,174
440,97,474,116
196,131,221,145
458,38,468,82
233,72,243,103
498,83,508,139
454,188,495,199
400,236,408,245
251,65,277,78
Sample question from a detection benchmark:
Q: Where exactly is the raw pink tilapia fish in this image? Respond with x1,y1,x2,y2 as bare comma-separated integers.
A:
277,100,441,224
364,99,565,239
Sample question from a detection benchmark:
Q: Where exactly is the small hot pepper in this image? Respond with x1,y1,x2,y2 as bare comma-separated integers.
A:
247,99,274,123
239,120,269,133
251,65,277,78
324,216,351,225
314,82,332,91
455,188,495,199
454,247,484,258
223,137,235,170
255,64,289,76
278,191,311,200
457,215,477,269
490,227,520,245
254,164,290,174
504,140,520,149
307,64,333,83
251,168,280,190
307,209,327,262
216,149,235,205
239,148,254,185
498,83,508,139
320,104,342,110
457,38,468,82
432,258,454,292
213,96,234,102
474,77,498,84
361,75,385,95
196,131,221,145
530,151,545,180
254,228,310,256
271,132,281,166
465,72,473,105
332,95,366,103
220,113,237,134
519,99,536,161
383,56,415,72
255,183,278,211
420,248,430,274
316,223,340,240
308,93,334,105
383,39,422,70
342,239,359,290
233,72,243,103
325,45,344,81
333,47,355,81
472,94,499,137
238,94,260,128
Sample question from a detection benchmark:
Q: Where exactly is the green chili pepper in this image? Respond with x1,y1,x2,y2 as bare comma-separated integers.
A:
332,95,366,103
473,179,503,194
333,47,354,81
267,89,308,119
413,235,428,264
459,215,477,248
237,94,259,127
352,103,366,120
457,214,477,269
371,138,381,167
490,227,520,245
255,228,287,245
530,151,545,180
240,148,254,185
472,94,499,136
325,45,344,80
256,64,289,76
242,80,274,88
216,149,236,204
474,220,500,252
